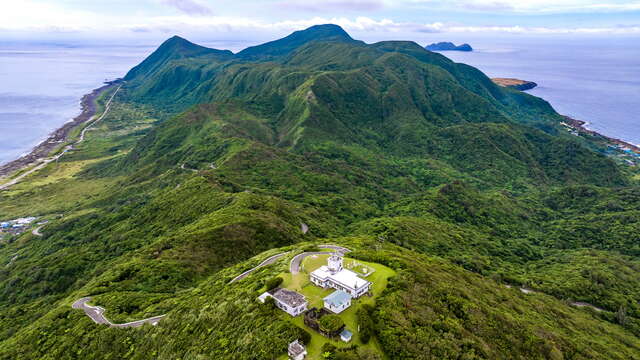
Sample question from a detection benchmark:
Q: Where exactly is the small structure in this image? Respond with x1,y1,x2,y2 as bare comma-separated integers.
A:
257,291,271,303
288,339,307,360
310,254,370,298
258,288,308,316
323,290,352,314
340,329,353,342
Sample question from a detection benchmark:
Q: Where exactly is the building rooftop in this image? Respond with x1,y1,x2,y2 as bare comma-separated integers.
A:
340,329,353,341
288,340,306,356
272,288,307,307
324,290,352,307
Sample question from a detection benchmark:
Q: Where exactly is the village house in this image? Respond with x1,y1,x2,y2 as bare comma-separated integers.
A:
323,290,352,314
288,339,307,360
258,288,308,317
310,254,370,298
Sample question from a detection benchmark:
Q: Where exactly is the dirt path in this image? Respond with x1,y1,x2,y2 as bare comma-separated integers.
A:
72,297,165,328
0,85,122,191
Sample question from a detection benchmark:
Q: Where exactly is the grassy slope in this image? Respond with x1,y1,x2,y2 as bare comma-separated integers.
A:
0,25,639,359
2,241,638,359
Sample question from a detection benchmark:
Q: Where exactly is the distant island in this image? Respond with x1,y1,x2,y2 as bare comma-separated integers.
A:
425,42,473,51
492,77,538,91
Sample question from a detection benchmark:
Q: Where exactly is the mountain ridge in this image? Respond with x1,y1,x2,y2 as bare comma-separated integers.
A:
0,24,639,360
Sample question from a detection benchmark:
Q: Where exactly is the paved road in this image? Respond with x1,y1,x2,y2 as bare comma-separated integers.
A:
511,285,605,312
289,245,352,274
72,297,165,328
0,85,121,191
229,252,289,283
180,163,198,172
32,225,44,237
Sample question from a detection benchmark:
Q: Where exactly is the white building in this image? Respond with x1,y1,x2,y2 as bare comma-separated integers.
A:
323,290,352,314
288,339,307,360
258,288,308,317
310,254,370,298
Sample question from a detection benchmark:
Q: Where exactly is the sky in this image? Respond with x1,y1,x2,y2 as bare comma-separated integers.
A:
1,0,640,46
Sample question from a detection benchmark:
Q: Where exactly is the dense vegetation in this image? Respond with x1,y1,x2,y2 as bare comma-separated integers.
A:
0,24,638,359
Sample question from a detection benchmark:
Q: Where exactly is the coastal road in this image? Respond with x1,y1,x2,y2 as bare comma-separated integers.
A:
229,252,289,283
72,297,165,328
77,85,122,143
0,85,122,191
289,245,352,274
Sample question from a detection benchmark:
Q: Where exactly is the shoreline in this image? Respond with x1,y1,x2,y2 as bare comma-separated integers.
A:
493,77,639,155
0,82,119,178
562,115,640,154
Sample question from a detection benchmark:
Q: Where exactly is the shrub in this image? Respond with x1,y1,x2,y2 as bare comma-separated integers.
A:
296,326,312,345
265,276,283,291
357,305,374,344
319,314,344,334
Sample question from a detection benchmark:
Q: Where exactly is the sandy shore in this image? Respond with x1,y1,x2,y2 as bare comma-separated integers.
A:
0,82,119,178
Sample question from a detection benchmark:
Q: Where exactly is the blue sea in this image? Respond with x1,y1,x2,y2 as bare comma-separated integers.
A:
0,36,639,166
435,36,640,145
0,42,153,165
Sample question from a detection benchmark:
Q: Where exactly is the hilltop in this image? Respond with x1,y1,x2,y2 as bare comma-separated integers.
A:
0,24,639,359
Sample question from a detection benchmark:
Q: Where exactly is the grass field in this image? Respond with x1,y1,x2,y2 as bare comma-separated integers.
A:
278,253,395,359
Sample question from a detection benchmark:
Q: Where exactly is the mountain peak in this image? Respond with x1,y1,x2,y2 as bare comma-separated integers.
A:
124,36,232,81
237,23,354,59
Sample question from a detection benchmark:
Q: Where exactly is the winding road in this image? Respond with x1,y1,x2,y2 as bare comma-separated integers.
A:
511,285,604,312
289,244,351,274
32,225,44,237
229,252,289,283
0,85,122,191
72,297,165,328
229,244,351,283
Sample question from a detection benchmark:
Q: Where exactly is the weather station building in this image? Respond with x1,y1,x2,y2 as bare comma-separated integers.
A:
310,254,370,298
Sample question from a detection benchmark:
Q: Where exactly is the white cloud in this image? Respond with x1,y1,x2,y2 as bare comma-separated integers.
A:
119,15,640,35
406,0,640,13
159,0,213,16
0,0,99,32
1,1,639,37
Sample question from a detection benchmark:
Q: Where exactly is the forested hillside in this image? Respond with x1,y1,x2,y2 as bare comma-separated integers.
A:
0,25,638,359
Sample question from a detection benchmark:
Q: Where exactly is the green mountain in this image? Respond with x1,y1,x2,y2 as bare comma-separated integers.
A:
0,25,639,359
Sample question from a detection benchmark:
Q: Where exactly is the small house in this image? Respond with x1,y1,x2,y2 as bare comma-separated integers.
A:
288,339,307,360
259,288,308,316
340,329,353,342
323,290,352,314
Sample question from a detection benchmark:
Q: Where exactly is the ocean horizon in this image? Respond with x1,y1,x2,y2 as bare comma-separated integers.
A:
1,36,639,166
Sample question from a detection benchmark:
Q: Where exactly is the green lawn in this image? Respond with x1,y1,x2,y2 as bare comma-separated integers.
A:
278,253,395,359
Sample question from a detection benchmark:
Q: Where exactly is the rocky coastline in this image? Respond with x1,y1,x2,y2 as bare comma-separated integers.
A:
0,82,118,178
562,116,640,154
